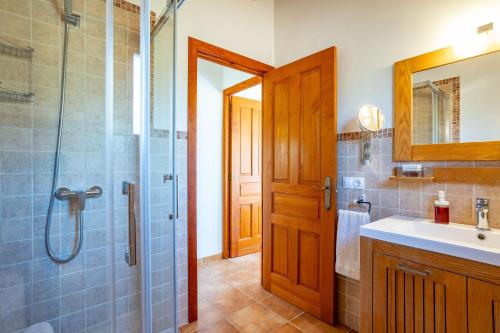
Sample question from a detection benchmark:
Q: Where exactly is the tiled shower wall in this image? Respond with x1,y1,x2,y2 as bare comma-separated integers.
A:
0,1,144,332
335,130,500,331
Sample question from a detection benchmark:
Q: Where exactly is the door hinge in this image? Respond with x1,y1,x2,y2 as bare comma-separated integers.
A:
228,241,231,253
228,173,231,182
229,102,232,112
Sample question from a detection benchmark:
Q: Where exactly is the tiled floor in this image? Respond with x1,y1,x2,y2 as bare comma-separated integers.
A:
179,253,356,333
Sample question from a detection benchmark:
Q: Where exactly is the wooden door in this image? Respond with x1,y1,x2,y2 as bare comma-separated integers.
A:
230,96,262,257
262,47,337,324
468,278,500,332
373,253,467,332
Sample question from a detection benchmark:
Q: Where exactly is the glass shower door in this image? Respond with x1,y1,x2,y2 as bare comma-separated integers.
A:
148,2,178,332
0,0,177,332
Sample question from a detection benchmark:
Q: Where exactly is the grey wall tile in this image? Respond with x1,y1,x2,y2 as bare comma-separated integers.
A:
0,127,32,150
32,297,60,322
61,310,85,333
0,284,32,313
0,239,32,265
33,277,60,303
61,271,85,295
61,291,85,315
0,217,32,242
1,151,32,173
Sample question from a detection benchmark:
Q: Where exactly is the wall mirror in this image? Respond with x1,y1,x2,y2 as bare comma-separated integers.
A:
394,41,500,161
359,105,385,132
358,105,385,164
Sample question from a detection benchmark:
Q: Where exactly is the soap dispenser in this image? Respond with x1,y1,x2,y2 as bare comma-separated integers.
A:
434,191,449,224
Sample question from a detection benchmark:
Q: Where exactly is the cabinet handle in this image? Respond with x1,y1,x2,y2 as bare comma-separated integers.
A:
396,264,430,277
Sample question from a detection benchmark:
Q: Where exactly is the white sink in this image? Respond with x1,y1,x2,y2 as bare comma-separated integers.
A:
360,216,500,266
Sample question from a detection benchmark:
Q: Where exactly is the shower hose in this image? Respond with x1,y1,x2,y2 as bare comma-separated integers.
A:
45,21,84,264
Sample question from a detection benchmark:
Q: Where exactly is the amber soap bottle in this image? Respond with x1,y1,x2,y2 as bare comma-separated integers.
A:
434,191,449,224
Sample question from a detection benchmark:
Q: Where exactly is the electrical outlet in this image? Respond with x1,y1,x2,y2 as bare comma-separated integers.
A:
343,176,365,189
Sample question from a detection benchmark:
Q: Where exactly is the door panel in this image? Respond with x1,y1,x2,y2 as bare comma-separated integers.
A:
468,278,500,333
230,97,262,257
263,47,337,324
373,253,467,333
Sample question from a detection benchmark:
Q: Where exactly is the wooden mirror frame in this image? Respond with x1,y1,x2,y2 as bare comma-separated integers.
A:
393,42,500,161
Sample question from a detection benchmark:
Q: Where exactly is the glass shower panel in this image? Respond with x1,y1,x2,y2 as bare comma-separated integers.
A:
0,0,114,332
112,2,143,333
0,1,177,332
149,2,177,332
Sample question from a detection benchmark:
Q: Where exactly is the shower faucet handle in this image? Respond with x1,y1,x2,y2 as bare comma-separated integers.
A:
55,186,103,211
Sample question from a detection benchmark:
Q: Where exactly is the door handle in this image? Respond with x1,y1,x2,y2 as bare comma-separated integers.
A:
123,181,137,266
323,176,331,210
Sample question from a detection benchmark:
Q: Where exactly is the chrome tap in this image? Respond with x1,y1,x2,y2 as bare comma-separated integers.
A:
475,198,490,230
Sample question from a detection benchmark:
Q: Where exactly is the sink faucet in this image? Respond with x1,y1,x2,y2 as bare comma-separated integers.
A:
475,198,490,230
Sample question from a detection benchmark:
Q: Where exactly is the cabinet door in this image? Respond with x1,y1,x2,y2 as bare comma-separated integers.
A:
468,278,500,333
373,253,467,333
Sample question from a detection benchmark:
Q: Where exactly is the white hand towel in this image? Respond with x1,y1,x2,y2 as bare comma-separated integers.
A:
335,209,370,280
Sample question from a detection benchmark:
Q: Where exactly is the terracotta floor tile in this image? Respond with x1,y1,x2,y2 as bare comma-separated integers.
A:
179,322,199,333
212,287,255,315
290,313,350,333
272,323,304,333
236,282,271,300
227,302,287,333
194,318,240,333
194,299,225,326
259,294,303,320
193,253,352,333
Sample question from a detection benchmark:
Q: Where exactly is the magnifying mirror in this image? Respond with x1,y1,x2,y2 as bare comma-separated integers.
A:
358,105,384,164
358,105,385,132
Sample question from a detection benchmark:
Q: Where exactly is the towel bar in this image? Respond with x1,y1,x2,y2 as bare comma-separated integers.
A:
356,198,372,214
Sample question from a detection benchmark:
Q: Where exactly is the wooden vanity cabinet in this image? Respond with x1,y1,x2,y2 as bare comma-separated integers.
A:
372,253,467,332
468,278,500,332
361,238,500,333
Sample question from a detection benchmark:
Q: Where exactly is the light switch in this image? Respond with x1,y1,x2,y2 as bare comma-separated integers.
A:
343,176,365,189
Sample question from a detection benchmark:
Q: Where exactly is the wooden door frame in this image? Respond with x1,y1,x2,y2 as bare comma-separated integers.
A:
222,76,263,259
187,37,273,322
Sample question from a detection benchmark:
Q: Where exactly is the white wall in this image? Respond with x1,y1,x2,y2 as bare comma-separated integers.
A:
196,59,261,258
177,0,275,131
413,51,500,142
274,0,500,132
234,84,262,101
196,59,223,258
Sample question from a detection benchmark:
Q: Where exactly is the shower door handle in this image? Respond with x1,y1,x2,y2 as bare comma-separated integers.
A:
123,181,137,266
175,175,179,219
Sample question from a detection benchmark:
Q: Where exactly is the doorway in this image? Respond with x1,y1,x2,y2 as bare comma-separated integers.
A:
186,38,338,328
222,76,263,259
196,59,262,261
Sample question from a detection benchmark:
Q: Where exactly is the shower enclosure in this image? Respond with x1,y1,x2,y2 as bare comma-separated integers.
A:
412,80,452,144
0,0,178,332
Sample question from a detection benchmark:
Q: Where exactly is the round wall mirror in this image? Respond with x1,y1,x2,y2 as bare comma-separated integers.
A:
358,105,385,132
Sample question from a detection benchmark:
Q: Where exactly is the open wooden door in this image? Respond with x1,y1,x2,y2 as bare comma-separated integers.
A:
229,96,262,257
262,47,337,324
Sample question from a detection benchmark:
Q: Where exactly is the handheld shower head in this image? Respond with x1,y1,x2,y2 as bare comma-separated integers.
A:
64,0,73,16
